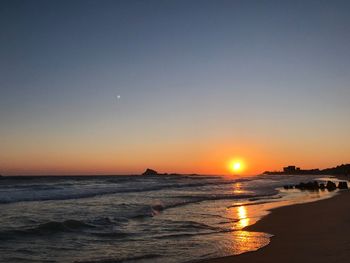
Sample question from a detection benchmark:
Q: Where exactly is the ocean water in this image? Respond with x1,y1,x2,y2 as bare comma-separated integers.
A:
0,174,339,263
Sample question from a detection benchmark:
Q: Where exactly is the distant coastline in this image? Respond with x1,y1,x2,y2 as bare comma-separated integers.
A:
2,164,350,178
142,168,198,176
263,164,350,176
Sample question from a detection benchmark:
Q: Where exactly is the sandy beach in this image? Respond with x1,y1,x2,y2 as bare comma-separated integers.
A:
201,189,350,263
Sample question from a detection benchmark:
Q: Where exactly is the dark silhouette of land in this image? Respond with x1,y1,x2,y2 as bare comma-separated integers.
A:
263,164,350,176
141,168,198,176
142,168,159,176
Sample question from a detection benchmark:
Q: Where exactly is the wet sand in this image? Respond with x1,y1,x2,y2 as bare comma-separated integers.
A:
201,190,350,263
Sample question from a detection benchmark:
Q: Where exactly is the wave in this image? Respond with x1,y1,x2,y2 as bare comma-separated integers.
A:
156,228,232,239
171,220,223,231
0,179,239,204
0,191,279,241
91,231,130,239
0,218,135,242
0,220,96,240
131,203,165,218
34,220,95,233
74,254,161,263
130,192,279,220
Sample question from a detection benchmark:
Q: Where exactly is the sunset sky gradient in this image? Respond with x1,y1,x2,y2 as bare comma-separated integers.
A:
1,0,350,175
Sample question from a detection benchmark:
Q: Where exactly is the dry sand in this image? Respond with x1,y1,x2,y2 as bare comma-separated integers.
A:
200,190,350,263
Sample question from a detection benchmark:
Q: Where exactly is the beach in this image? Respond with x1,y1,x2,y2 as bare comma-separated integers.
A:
201,189,350,263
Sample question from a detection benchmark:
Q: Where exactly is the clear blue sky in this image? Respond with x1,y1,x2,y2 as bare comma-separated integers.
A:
1,0,350,175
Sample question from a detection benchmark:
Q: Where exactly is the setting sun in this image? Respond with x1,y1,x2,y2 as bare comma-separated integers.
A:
233,162,241,171
229,159,245,174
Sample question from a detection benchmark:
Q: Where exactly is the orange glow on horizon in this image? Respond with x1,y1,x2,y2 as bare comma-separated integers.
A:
2,137,348,176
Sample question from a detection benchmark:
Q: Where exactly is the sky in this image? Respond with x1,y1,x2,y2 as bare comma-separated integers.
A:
1,0,350,175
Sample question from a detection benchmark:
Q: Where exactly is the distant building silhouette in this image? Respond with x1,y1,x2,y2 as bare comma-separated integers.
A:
264,165,323,175
283,166,299,173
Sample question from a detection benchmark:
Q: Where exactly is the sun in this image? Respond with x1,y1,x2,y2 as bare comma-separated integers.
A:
228,159,245,174
233,162,241,171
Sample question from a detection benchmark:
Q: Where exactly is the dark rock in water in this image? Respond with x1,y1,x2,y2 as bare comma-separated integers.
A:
338,181,348,189
307,181,319,190
312,181,319,189
326,181,337,191
142,168,159,176
287,180,340,191
295,182,305,189
295,181,320,190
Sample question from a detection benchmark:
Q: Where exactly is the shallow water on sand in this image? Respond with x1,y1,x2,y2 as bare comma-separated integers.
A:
0,174,339,263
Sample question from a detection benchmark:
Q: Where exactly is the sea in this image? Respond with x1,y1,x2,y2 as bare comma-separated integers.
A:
0,174,340,263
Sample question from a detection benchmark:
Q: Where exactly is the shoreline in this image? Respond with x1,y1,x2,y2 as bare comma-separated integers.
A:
199,188,350,263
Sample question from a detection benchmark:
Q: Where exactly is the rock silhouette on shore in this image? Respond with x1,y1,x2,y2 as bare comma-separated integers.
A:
283,180,348,191
140,168,198,176
338,181,349,189
142,168,159,176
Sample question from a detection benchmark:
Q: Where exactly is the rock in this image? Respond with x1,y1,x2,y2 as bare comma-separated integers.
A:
306,181,319,190
286,180,343,191
326,181,337,191
295,182,305,189
142,168,159,176
295,181,319,190
338,181,348,189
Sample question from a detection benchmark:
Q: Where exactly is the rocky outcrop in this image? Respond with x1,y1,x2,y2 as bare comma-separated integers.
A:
294,181,320,191
326,181,337,191
283,180,348,191
142,168,159,176
338,181,348,189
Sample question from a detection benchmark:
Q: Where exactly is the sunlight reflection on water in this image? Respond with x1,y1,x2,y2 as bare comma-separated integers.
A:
229,230,272,255
237,206,250,228
220,204,271,255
